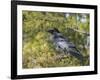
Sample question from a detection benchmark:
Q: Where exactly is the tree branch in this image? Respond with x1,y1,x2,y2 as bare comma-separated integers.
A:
67,27,90,36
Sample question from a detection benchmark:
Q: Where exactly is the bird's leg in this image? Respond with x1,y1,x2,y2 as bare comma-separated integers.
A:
63,48,70,57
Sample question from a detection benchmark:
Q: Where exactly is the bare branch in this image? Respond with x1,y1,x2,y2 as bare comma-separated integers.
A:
67,27,90,36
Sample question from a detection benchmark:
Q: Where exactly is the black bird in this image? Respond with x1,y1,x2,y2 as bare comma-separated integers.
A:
47,28,84,64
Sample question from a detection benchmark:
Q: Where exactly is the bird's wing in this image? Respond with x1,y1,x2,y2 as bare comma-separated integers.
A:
68,42,76,48
53,37,68,49
68,46,81,55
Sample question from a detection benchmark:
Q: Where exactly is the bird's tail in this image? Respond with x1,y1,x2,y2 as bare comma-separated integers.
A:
69,51,84,66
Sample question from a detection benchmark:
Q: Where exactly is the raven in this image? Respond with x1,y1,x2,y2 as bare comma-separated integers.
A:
47,28,84,64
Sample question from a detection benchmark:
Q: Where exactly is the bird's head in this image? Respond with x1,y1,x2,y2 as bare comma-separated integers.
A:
47,28,60,34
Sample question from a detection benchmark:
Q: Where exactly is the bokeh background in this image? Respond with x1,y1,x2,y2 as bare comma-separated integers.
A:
22,11,90,68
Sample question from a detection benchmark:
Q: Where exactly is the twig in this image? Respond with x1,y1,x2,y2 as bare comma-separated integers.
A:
67,27,90,36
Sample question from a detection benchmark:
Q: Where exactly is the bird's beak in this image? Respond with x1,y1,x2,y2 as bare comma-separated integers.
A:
47,30,51,33
47,29,54,34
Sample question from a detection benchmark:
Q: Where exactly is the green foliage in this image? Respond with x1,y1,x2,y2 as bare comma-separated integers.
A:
22,11,90,68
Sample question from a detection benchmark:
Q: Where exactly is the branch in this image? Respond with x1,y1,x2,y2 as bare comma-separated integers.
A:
67,27,90,36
